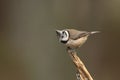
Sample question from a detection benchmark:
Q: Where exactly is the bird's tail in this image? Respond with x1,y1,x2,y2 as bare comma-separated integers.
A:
90,31,100,34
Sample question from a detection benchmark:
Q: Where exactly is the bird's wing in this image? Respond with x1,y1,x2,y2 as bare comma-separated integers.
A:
66,29,90,40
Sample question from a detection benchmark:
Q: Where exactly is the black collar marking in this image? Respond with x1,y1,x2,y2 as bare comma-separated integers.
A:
61,40,68,44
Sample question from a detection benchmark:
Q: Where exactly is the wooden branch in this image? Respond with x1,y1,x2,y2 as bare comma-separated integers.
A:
67,49,93,80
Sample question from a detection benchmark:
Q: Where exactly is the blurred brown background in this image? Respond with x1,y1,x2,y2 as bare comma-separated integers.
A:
0,0,120,80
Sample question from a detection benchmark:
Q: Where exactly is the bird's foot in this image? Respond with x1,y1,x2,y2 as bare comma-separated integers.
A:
67,47,76,53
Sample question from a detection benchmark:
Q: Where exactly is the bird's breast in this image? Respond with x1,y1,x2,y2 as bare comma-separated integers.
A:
65,37,88,48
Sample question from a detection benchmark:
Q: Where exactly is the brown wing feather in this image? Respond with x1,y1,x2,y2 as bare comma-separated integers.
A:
66,29,90,40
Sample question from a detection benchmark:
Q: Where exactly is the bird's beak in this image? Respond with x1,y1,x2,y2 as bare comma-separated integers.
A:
56,30,61,36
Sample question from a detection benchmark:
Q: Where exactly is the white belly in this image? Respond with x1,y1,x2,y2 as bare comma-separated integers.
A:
66,37,88,48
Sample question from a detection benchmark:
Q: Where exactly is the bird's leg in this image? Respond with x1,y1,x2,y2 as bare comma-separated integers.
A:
67,47,76,54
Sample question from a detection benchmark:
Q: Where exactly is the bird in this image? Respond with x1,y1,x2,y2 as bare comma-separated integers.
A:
56,29,100,49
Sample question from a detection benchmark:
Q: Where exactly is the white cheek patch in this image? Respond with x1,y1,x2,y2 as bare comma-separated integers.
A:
61,31,69,41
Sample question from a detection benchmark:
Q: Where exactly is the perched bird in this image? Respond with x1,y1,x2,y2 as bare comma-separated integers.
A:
56,29,100,49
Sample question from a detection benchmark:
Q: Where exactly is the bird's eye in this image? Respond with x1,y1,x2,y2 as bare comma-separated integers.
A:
62,31,65,34
61,32,65,38
63,31,67,36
